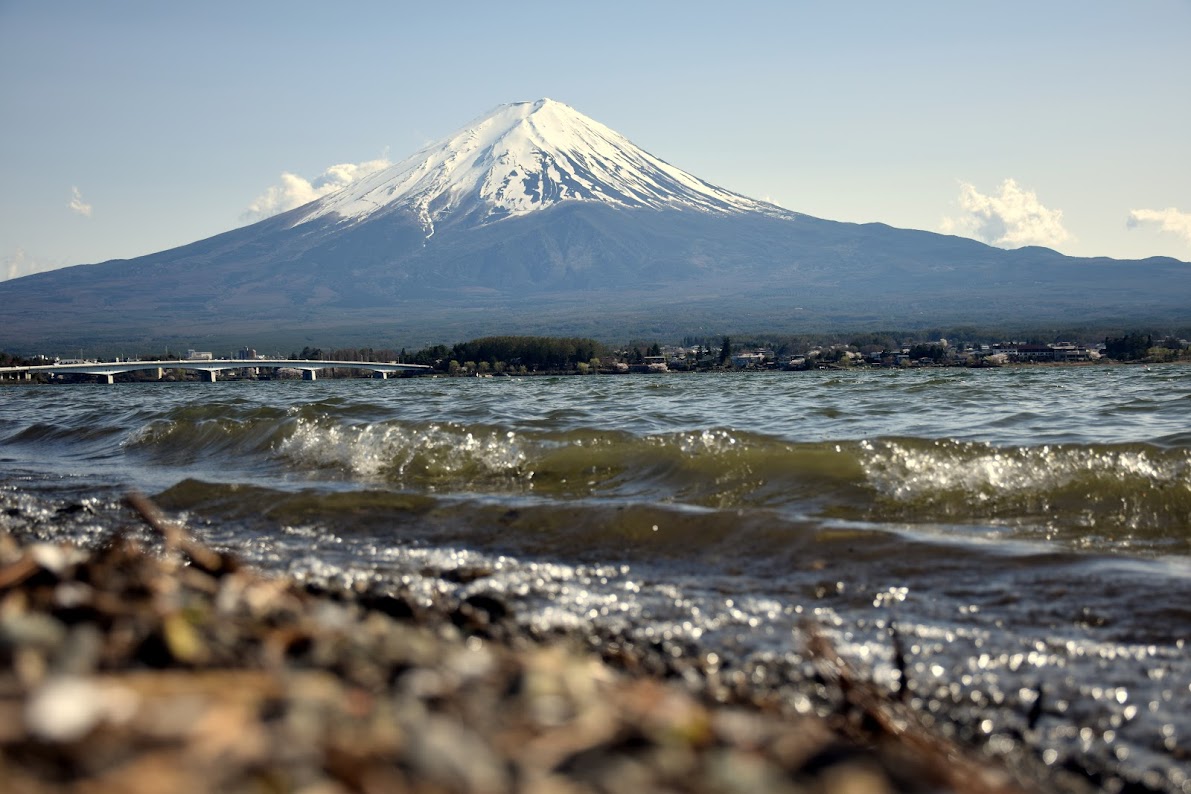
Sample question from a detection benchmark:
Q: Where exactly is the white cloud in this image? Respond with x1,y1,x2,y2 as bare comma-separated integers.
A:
243,156,391,222
68,186,92,217
940,178,1071,249
3,248,62,281
1126,207,1191,248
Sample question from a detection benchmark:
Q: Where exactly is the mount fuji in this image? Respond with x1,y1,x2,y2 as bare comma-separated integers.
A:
298,99,785,232
2,99,1188,351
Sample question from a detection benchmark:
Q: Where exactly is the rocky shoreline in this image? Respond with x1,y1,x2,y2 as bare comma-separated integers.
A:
0,495,1110,793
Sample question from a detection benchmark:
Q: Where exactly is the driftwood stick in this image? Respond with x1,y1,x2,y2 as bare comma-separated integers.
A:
124,491,223,572
890,618,910,702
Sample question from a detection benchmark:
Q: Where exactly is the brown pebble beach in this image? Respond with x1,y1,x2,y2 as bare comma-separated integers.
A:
0,498,1098,794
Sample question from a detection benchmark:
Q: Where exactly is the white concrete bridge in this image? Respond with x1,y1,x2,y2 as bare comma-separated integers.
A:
0,358,431,384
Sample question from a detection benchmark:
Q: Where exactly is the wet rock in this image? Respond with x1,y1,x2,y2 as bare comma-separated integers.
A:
357,590,416,621
0,612,68,655
51,624,103,676
451,592,512,633
24,675,139,742
440,565,495,584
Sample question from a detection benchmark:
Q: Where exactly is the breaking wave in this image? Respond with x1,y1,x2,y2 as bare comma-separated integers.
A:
5,369,1190,560
124,411,1191,557
858,438,1191,547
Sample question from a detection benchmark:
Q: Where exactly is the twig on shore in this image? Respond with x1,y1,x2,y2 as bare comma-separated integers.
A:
890,618,909,703
804,620,1026,794
124,491,228,574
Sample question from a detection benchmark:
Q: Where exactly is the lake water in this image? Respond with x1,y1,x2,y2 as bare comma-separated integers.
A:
2,366,1189,791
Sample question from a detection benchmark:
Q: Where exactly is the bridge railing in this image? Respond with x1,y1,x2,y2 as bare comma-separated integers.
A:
0,359,432,382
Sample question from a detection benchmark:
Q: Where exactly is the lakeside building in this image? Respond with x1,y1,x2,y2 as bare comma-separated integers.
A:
731,352,767,368
990,343,1093,362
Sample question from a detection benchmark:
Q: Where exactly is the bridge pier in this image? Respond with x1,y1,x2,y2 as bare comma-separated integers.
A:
155,368,164,380
373,371,388,379
203,370,217,382
100,374,114,385
302,370,317,381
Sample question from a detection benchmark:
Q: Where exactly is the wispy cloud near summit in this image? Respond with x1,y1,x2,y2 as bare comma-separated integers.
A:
940,179,1070,250
243,156,392,222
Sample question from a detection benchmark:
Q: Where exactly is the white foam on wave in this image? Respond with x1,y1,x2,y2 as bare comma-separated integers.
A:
860,439,1189,503
276,419,528,484
856,439,1191,546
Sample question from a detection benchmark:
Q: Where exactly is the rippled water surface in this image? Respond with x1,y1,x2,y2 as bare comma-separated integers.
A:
3,366,1190,791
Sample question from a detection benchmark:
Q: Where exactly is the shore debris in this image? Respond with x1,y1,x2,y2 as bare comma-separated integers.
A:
0,502,1075,793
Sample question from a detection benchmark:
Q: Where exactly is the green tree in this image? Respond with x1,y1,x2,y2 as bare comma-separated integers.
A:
907,343,946,362
719,336,731,365
298,346,323,360
1146,346,1176,363
1104,333,1151,361
446,335,607,372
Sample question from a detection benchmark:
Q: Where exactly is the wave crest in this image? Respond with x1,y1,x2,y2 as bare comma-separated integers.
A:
277,419,529,486
859,438,1191,546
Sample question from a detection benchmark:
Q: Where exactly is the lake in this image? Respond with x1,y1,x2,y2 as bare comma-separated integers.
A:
2,366,1189,792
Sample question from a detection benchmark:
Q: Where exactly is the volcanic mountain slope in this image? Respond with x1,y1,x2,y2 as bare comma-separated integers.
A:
1,99,1188,351
299,98,786,232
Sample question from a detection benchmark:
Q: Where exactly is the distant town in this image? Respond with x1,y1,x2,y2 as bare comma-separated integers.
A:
2,331,1188,384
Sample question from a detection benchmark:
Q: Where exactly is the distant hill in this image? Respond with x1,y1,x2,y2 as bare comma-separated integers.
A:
1,98,1187,353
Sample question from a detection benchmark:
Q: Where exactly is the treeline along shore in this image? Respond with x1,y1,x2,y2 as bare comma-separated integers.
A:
0,496,1109,793
4,329,1190,383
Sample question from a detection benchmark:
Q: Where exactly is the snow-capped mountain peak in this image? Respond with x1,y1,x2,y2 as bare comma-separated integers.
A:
297,98,784,235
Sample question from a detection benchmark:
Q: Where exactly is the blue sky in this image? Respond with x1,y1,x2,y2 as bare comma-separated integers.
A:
2,0,1189,280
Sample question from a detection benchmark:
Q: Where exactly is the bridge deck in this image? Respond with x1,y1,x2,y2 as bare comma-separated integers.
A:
0,359,431,382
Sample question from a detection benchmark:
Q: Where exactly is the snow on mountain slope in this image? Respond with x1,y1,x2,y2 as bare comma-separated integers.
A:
297,99,789,237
